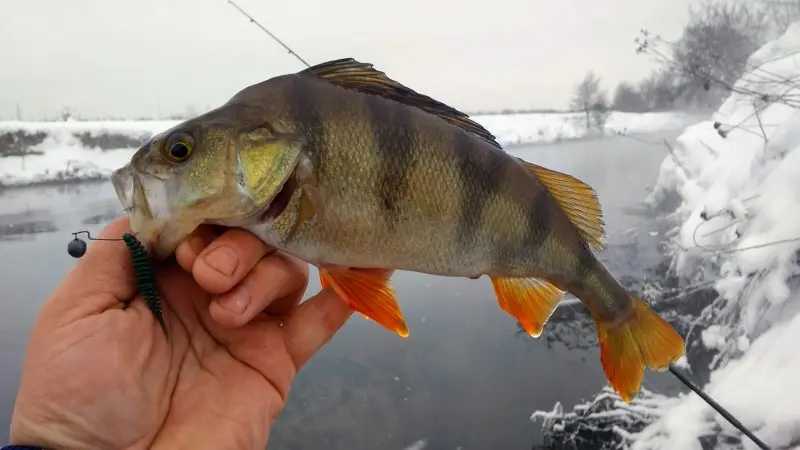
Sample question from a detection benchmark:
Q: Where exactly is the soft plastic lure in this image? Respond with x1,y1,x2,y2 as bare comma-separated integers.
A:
68,231,167,336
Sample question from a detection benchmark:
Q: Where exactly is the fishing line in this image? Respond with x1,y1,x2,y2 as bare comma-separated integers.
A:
133,5,770,445
66,231,770,446
67,231,167,336
224,0,311,68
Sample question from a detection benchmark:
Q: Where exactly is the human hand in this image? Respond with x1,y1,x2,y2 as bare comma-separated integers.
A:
10,217,379,450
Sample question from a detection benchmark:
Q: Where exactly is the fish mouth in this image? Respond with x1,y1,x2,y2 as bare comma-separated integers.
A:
110,164,171,258
109,160,301,259
111,164,136,213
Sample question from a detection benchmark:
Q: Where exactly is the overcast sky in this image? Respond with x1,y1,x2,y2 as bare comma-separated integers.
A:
1,0,699,120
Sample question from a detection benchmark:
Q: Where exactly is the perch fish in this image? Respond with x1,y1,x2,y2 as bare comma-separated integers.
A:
111,58,685,402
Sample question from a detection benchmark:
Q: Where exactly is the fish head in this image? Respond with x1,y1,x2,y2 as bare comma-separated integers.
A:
111,103,303,260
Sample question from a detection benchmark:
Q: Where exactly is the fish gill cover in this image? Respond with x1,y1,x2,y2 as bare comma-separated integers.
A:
532,19,800,450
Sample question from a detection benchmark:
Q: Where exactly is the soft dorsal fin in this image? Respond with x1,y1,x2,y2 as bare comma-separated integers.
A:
516,157,606,250
300,58,503,150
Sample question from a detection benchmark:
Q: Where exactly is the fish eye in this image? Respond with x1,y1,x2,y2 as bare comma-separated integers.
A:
169,142,191,160
163,132,194,163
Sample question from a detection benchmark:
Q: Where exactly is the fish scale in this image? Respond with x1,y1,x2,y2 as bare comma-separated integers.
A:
113,57,686,403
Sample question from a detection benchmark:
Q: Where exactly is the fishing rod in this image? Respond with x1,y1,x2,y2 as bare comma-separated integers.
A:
166,3,774,447
668,364,769,449
65,237,772,450
225,0,311,68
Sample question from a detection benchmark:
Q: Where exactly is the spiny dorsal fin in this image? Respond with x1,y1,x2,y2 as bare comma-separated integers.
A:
516,157,606,249
300,58,502,150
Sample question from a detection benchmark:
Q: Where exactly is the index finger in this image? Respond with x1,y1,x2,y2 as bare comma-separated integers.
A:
188,228,275,294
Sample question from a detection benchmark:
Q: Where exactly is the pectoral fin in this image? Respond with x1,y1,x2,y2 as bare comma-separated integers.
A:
286,184,325,243
285,158,327,244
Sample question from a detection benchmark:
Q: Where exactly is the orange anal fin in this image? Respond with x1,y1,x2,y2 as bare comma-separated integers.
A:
319,267,409,337
490,276,564,338
597,295,685,402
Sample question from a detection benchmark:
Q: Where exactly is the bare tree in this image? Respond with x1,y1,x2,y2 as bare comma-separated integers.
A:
612,81,650,112
671,0,770,106
591,93,613,134
755,0,800,35
570,71,607,130
638,68,686,111
633,0,773,110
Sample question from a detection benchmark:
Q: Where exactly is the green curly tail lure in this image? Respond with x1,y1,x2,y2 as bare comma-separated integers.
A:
121,233,167,336
68,231,167,337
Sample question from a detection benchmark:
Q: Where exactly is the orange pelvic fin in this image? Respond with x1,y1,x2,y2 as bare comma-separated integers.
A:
490,276,564,337
596,295,685,402
318,269,370,321
319,271,330,288
318,267,409,337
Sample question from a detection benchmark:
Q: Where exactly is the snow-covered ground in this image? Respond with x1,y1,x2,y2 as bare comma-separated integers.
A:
0,111,700,187
534,21,800,450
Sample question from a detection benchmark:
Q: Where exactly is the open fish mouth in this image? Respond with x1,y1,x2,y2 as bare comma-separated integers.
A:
111,164,136,214
110,164,170,257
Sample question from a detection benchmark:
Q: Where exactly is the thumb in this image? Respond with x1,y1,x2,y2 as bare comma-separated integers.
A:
45,217,139,320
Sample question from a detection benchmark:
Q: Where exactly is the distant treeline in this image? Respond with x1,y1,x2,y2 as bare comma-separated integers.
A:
10,107,576,123
0,128,149,158
573,0,800,117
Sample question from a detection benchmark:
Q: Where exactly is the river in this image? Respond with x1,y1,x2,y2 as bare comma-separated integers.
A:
0,130,685,449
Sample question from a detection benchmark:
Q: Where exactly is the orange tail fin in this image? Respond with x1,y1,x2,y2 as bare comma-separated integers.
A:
596,295,685,402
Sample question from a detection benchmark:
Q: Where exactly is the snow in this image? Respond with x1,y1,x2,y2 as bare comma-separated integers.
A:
0,118,178,136
621,21,800,450
475,111,698,146
0,111,699,187
0,119,175,187
634,314,800,450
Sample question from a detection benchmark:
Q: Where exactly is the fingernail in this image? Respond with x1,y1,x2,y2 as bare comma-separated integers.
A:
219,285,251,315
203,246,239,276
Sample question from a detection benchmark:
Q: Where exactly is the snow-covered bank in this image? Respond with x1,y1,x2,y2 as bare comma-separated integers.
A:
533,21,800,450
0,119,174,187
474,111,701,146
0,111,700,188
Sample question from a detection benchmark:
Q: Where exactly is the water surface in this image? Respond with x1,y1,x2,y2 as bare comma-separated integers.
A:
0,131,683,449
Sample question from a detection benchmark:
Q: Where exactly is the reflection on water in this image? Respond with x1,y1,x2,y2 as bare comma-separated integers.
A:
0,220,57,240
0,132,683,449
